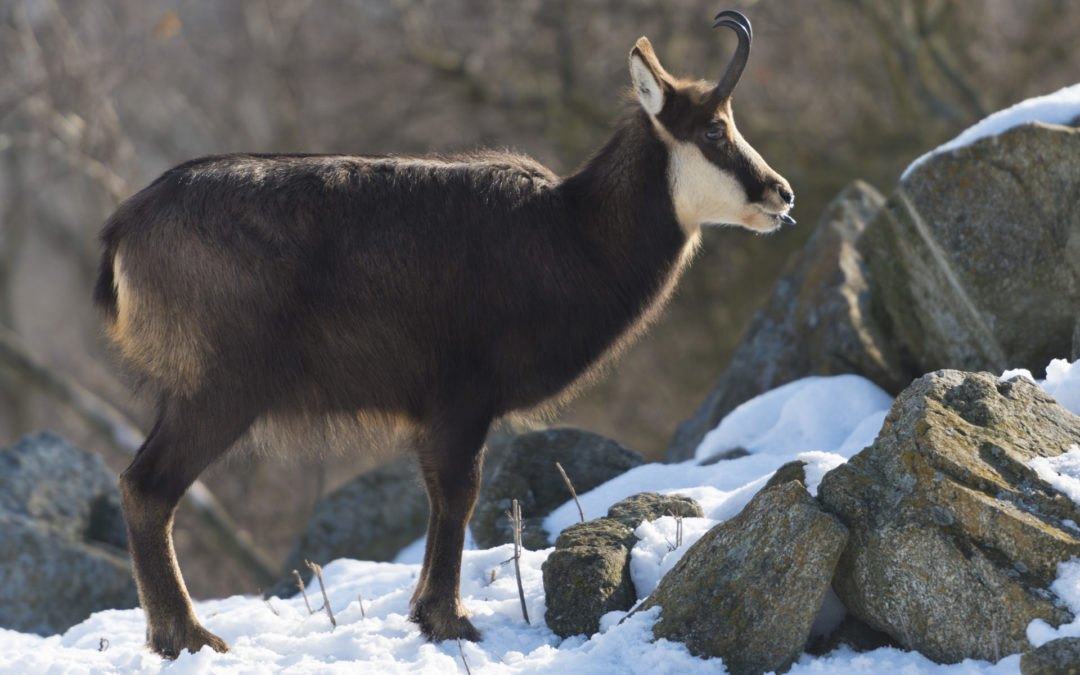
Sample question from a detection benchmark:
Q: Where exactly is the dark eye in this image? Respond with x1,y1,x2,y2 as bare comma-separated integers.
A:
703,123,726,142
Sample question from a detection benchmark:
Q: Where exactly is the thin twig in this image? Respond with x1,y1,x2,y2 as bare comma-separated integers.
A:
457,638,473,675
293,569,314,614
357,592,365,618
505,499,530,624
554,462,584,523
263,597,280,616
663,512,685,552
306,560,337,628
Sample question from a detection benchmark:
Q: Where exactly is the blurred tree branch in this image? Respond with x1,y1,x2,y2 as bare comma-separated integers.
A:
842,0,987,123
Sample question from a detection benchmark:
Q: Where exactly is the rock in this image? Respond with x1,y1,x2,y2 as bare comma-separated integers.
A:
270,456,429,597
698,447,750,464
818,370,1080,664
667,181,897,461
542,492,704,638
637,481,848,675
764,460,808,489
472,428,644,549
542,517,638,638
1022,637,1080,675
606,492,703,529
271,423,522,597
1072,312,1080,361
0,432,138,635
858,121,1080,379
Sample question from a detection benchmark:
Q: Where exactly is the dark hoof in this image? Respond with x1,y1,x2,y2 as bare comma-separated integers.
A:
409,600,482,642
148,620,229,659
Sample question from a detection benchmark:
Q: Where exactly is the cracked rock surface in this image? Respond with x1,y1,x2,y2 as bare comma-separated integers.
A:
819,369,1080,663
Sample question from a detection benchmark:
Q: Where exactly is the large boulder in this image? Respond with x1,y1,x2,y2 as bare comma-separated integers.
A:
472,428,644,549
667,181,898,461
0,432,138,635
857,120,1080,378
819,370,1080,663
637,481,848,675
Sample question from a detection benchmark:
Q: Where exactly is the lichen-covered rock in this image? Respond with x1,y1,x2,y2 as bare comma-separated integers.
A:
605,492,703,529
764,460,808,489
541,493,703,638
0,432,138,635
819,370,1080,664
858,121,1080,378
1022,637,1080,675
637,481,848,675
542,518,638,638
472,428,644,549
668,181,895,461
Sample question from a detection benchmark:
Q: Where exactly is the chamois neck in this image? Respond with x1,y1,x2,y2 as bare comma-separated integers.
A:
561,110,688,269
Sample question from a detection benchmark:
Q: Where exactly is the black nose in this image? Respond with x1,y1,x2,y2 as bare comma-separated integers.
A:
777,185,794,206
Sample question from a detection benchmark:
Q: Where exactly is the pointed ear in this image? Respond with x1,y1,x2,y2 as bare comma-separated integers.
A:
629,37,674,116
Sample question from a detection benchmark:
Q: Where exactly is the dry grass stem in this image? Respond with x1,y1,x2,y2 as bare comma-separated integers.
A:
457,638,473,675
555,461,584,523
306,560,337,628
263,597,281,616
504,498,531,624
293,569,314,614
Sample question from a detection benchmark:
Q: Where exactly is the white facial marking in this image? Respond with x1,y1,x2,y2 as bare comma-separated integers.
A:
648,119,752,234
630,54,665,116
648,117,789,234
669,139,749,232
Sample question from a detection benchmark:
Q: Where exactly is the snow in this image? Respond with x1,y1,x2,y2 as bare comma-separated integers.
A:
1029,445,1080,504
1027,559,1080,649
5,362,1080,673
901,81,1080,180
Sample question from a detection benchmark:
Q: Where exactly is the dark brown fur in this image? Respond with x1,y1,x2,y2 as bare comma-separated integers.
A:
95,27,790,658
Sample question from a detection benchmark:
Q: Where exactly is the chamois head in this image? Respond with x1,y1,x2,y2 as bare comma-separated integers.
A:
630,10,794,234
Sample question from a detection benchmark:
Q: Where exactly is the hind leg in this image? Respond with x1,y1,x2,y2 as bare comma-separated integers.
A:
409,413,491,641
119,396,253,659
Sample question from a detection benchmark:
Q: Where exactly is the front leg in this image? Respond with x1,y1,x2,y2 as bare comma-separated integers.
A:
409,415,490,642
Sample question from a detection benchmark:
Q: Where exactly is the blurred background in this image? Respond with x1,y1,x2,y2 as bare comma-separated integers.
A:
1,0,1077,598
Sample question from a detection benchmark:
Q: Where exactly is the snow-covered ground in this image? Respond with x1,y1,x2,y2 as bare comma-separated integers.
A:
4,361,1080,673
901,81,1080,180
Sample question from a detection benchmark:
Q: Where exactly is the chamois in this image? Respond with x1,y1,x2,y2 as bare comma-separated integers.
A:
94,10,793,658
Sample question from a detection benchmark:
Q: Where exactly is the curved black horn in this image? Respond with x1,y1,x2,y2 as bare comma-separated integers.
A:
714,9,752,41
712,11,752,101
